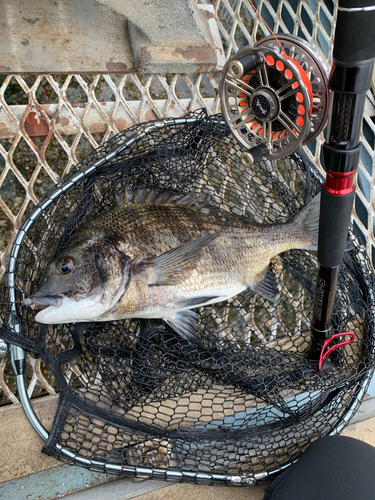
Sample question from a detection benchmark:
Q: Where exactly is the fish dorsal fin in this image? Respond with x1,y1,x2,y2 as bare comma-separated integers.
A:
116,186,219,211
252,266,279,303
144,232,219,287
164,310,199,341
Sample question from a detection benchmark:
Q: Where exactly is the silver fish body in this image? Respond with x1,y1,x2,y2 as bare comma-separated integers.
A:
25,189,320,340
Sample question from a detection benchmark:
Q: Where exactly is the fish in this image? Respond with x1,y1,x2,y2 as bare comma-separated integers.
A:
24,188,320,341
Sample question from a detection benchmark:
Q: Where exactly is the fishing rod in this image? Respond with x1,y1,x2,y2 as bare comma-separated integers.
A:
219,0,375,371
305,1,375,368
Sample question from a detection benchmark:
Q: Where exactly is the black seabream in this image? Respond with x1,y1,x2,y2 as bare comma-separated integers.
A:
25,188,320,340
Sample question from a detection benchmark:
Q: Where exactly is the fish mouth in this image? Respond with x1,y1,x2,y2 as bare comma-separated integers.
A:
24,295,64,309
34,293,104,324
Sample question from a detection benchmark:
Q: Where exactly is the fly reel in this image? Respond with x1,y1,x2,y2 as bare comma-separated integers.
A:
219,34,329,165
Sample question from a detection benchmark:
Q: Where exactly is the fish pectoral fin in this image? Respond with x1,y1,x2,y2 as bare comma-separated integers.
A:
164,310,198,341
252,266,279,303
145,232,219,287
168,295,223,310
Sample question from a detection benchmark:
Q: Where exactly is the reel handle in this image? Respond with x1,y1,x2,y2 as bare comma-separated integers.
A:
240,145,268,167
228,53,263,79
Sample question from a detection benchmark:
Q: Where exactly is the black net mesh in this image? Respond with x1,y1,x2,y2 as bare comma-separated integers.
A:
1,109,375,484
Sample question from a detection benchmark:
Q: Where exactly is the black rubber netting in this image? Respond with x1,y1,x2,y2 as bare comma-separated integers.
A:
1,109,375,484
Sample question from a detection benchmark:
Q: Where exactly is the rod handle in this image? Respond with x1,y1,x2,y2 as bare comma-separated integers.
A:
334,2,375,62
318,189,356,268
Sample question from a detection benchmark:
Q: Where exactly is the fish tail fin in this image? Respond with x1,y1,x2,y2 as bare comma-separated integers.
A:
292,193,321,250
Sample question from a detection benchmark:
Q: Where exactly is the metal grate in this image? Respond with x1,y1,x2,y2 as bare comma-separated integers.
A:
0,0,374,413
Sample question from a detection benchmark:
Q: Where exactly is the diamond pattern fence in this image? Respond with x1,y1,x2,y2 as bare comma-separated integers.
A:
0,0,374,412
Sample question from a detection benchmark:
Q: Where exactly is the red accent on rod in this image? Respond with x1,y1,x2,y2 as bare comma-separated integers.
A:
323,169,357,195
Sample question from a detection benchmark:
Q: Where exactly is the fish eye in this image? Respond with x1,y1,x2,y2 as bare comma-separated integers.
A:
56,257,75,275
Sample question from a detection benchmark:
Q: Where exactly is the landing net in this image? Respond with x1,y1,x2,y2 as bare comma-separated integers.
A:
1,110,374,484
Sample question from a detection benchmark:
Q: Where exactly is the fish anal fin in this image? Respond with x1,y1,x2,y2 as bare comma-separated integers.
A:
252,266,279,303
164,310,198,341
144,232,219,287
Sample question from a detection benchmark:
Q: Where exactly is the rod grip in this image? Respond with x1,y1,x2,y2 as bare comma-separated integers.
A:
334,2,375,62
317,189,355,268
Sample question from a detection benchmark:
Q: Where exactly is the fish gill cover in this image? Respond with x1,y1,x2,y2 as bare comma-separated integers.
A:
0,109,374,483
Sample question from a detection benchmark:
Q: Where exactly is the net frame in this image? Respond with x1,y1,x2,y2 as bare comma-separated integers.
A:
1,110,375,485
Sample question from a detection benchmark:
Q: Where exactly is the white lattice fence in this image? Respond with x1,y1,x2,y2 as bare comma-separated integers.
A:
1,0,375,406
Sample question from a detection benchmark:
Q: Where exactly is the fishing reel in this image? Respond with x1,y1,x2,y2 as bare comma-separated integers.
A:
219,34,329,165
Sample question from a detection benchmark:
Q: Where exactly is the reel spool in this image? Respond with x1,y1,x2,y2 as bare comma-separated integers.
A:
219,34,329,166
